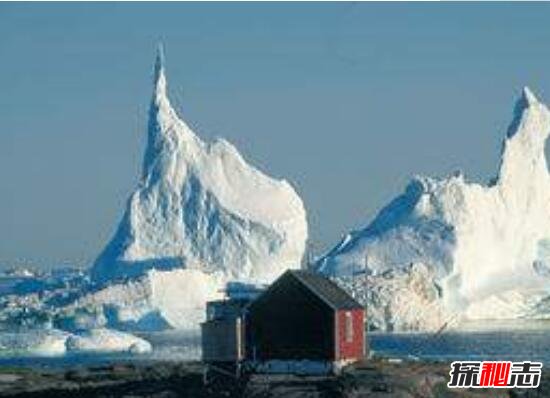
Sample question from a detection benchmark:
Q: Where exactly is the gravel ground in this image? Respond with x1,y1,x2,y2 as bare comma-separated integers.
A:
0,360,546,397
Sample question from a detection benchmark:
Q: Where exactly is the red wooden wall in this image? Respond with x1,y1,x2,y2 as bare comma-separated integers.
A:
336,308,364,361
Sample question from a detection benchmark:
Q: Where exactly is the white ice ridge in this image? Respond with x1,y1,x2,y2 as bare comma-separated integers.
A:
317,87,550,330
92,46,307,284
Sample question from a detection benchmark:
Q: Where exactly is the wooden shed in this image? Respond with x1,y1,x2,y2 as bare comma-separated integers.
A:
201,282,264,366
245,270,365,367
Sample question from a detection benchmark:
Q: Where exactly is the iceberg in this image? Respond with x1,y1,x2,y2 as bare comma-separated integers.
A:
0,328,150,357
65,328,152,354
317,88,550,331
70,268,225,330
87,47,307,329
0,47,307,341
0,329,69,357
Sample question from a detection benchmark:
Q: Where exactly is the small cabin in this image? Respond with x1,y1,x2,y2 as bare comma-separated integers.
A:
246,270,365,371
202,271,366,377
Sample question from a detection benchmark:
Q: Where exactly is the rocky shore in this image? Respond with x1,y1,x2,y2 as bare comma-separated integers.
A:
0,359,545,397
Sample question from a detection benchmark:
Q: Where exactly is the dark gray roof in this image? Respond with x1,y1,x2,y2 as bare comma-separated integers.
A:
289,270,362,310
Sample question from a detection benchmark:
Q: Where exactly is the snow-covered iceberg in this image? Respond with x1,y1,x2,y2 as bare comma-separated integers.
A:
66,269,225,330
0,328,150,357
317,88,550,331
88,47,307,329
0,329,70,357
65,328,151,354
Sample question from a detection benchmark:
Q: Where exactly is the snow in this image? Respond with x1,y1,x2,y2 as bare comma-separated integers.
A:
317,87,550,331
92,47,307,285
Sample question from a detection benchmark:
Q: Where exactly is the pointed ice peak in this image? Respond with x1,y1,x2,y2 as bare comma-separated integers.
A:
514,87,539,115
497,85,550,186
145,44,199,153
154,43,165,81
153,43,167,101
522,86,538,106
506,86,541,139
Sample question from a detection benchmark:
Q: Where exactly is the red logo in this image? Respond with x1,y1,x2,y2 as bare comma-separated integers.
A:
448,361,542,388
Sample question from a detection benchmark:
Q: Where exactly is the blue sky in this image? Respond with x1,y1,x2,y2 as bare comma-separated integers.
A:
2,3,550,269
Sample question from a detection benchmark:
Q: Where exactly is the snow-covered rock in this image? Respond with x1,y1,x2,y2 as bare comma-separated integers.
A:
86,47,306,330
317,87,550,331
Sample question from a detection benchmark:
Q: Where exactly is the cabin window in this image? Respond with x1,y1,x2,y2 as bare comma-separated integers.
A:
345,311,353,342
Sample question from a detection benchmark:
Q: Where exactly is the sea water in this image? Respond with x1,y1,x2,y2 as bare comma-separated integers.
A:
1,321,550,368
370,320,550,364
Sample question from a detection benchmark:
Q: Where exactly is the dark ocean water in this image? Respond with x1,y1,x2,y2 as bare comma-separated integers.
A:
369,330,550,364
369,320,550,364
1,321,550,368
